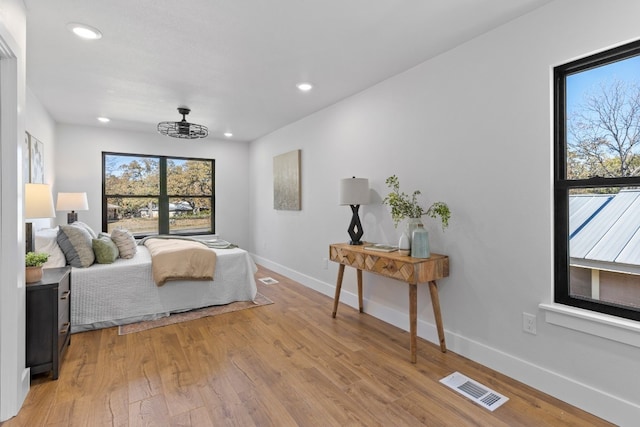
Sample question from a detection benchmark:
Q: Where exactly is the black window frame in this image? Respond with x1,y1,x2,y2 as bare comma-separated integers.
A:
102,152,215,237
554,39,640,322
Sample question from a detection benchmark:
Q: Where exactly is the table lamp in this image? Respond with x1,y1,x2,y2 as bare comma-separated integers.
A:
25,183,56,253
339,177,369,245
56,192,89,224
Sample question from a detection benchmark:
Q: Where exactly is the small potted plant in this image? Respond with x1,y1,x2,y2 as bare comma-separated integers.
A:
382,175,451,230
25,252,49,284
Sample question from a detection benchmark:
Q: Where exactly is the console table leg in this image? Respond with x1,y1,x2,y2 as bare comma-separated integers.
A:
429,280,447,352
357,269,363,313
409,282,417,363
332,264,345,318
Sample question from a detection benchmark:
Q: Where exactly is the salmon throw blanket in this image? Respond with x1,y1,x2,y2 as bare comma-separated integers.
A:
142,237,216,286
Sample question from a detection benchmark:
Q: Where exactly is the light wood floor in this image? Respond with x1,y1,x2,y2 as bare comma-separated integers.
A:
4,265,612,426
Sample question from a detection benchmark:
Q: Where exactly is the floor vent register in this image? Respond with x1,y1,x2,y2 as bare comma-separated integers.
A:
440,371,509,411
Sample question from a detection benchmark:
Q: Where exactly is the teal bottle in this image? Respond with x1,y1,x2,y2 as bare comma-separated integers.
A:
411,224,430,258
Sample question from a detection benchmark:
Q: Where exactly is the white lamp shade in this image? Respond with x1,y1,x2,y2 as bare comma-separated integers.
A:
25,183,56,219
56,192,89,211
339,177,369,206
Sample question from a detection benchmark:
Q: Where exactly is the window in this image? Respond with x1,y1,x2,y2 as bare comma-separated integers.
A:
103,152,214,237
554,40,640,322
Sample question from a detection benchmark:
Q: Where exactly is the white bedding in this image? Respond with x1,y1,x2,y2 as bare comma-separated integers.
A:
71,245,257,332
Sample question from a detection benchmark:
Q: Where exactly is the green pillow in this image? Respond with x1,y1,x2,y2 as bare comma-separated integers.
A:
92,234,119,264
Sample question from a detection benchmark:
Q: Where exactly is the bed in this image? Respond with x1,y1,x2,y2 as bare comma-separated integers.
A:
70,244,258,333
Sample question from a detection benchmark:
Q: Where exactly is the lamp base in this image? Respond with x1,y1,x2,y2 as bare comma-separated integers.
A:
67,211,78,224
347,205,364,245
26,222,34,254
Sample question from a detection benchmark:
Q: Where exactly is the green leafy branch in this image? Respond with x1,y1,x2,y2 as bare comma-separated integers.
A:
382,175,451,230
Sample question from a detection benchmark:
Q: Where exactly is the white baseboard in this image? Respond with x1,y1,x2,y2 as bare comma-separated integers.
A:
2,368,30,422
252,254,337,298
251,254,639,425
20,368,30,403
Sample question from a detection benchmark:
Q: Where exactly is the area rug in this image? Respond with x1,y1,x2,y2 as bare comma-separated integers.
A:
118,292,273,335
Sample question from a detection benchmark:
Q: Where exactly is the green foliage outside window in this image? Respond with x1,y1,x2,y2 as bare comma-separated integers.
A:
103,153,214,236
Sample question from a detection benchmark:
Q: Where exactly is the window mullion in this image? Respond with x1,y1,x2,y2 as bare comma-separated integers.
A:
159,157,169,234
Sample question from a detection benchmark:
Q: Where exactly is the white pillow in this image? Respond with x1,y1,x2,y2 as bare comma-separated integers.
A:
34,227,66,268
71,221,97,239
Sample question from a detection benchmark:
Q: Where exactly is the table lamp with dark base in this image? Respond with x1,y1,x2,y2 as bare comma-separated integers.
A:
339,177,369,245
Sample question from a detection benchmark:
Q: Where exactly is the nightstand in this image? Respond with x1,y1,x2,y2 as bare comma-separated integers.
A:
26,266,71,380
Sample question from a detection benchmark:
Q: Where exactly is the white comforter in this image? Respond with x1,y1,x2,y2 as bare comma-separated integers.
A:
71,245,257,332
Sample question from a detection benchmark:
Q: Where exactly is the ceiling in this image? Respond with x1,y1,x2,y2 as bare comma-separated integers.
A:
24,0,551,142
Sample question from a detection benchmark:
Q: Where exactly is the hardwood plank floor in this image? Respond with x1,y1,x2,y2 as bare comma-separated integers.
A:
4,265,613,426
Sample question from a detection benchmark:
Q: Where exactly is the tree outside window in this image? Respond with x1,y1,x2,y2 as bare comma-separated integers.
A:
103,153,214,236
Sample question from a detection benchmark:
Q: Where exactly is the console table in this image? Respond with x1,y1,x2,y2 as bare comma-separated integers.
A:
329,243,449,363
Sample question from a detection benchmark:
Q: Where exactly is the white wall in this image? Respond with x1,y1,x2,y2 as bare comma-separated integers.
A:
26,86,56,182
55,125,252,248
25,86,57,231
249,0,640,424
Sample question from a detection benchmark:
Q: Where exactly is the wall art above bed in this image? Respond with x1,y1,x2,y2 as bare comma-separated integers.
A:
24,132,44,184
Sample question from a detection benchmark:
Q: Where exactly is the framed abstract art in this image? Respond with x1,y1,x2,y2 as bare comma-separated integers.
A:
24,132,44,184
273,149,301,210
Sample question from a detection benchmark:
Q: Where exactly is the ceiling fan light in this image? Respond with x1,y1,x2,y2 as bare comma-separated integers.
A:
157,107,209,139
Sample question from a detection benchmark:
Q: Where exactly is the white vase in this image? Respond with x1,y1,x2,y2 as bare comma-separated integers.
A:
398,231,410,256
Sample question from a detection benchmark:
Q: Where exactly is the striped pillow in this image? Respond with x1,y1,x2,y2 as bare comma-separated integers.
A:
57,224,95,268
111,229,137,259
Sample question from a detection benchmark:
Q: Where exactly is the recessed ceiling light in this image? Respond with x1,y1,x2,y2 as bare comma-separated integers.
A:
67,23,102,40
97,117,110,123
296,82,313,92
224,132,233,138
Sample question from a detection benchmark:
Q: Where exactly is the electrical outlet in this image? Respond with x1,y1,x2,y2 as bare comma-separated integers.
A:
522,312,537,335
322,258,329,270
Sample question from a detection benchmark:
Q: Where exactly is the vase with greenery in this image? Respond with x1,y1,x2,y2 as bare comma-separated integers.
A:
25,251,49,283
382,175,451,232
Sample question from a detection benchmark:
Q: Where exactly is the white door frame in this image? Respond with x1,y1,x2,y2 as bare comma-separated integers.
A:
0,20,29,421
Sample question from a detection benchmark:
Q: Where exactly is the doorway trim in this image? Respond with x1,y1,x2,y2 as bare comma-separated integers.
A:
0,20,29,421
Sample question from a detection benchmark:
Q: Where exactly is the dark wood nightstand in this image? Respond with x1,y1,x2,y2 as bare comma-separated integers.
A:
26,266,71,380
